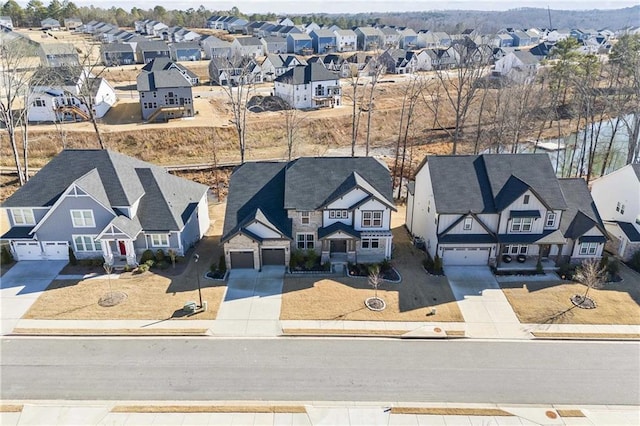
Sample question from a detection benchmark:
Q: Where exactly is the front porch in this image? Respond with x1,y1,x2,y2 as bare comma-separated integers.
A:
496,257,559,272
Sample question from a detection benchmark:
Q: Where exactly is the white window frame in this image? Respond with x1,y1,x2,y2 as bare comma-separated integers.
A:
361,238,380,249
150,234,170,247
296,233,314,249
510,217,533,232
328,210,348,219
300,211,310,224
545,211,557,228
362,210,383,228
72,235,101,252
579,242,598,256
70,209,95,228
11,208,35,226
463,217,472,231
502,244,528,255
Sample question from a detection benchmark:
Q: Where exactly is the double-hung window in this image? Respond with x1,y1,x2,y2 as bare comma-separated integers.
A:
361,238,379,249
73,235,101,252
296,233,314,249
71,210,95,228
510,217,532,232
545,211,557,228
300,211,310,224
11,208,35,226
362,211,383,228
579,242,598,256
150,234,169,247
329,210,348,219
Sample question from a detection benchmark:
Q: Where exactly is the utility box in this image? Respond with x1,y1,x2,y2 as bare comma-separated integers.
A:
183,301,197,313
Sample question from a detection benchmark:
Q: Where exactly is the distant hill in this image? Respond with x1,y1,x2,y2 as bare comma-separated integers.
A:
321,6,640,33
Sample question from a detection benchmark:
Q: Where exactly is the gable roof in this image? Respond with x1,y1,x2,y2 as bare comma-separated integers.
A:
425,154,568,214
2,150,207,232
31,65,83,87
558,178,606,239
512,50,541,65
39,43,77,55
137,40,170,51
275,63,339,84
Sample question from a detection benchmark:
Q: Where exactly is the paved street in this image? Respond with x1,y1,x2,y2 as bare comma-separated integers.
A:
1,337,638,405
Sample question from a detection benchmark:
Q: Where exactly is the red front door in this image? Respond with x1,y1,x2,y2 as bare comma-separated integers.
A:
118,241,126,255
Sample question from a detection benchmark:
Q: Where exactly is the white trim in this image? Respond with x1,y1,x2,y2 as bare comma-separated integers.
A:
70,209,96,228
296,232,315,249
463,217,472,231
362,210,383,228
149,233,170,248
72,234,102,252
578,242,598,256
10,208,35,226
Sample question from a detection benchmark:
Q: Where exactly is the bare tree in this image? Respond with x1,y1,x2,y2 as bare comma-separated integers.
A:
0,36,39,185
573,258,607,305
280,77,305,161
344,64,366,157
363,53,385,156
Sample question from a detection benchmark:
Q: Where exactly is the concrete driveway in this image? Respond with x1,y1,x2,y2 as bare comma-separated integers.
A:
0,261,67,335
212,266,285,337
444,266,530,339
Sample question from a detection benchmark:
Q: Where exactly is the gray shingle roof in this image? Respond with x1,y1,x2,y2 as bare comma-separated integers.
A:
275,63,339,84
235,36,262,46
137,68,191,91
616,221,640,242
425,154,568,214
632,163,640,180
137,41,170,51
2,149,207,232
558,178,606,239
102,42,134,53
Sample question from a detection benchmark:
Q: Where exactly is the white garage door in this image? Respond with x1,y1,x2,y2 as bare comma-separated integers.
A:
443,248,489,266
43,242,69,260
13,242,43,260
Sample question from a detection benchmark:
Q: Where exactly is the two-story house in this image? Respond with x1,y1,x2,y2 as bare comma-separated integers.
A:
287,33,313,55
1,149,209,265
208,57,262,86
38,43,79,67
333,29,357,52
200,35,232,59
274,63,341,109
261,54,305,82
221,157,395,270
406,154,607,269
231,37,265,58
310,29,337,54
355,27,383,51
137,58,195,122
591,164,640,261
101,42,136,66
136,41,171,64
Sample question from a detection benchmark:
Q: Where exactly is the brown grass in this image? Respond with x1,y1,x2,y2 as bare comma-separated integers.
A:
390,407,512,416
0,405,23,412
556,409,586,417
532,332,640,339
501,278,640,325
280,207,463,322
21,203,227,321
12,328,209,336
112,405,306,413
283,328,407,336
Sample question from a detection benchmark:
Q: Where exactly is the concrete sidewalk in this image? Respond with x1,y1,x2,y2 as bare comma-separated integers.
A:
1,401,638,425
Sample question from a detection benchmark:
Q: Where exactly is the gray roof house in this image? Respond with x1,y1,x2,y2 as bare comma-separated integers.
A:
222,157,396,269
136,40,170,64
137,58,195,122
38,43,79,67
0,16,14,30
274,63,341,109
101,42,136,66
200,35,232,59
1,149,209,266
41,18,61,30
406,154,607,269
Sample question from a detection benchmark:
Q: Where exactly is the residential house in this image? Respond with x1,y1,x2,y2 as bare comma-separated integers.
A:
0,16,13,29
261,54,305,81
417,31,451,49
547,29,571,43
1,149,209,265
493,33,515,48
28,66,117,123
38,43,79,67
208,56,262,86
63,18,82,30
276,26,302,38
145,21,168,37
243,21,270,36
344,52,374,76
510,30,533,47
406,154,607,269
260,36,288,54
378,27,400,49
334,29,357,52
137,58,195,122
310,29,337,54
529,41,554,58
206,15,225,29
232,37,265,58
274,63,341,109
355,27,383,51
398,28,418,50
304,22,321,34
81,20,99,33
170,42,202,61
525,29,541,44
278,17,295,27
41,18,61,30
379,49,418,74
287,33,313,55
493,50,541,83
200,35,232,59
136,41,171,64
227,17,249,33
591,164,640,261
222,157,395,269
101,42,136,66
318,54,350,77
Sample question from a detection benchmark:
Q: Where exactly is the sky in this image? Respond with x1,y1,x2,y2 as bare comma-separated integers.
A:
22,0,640,14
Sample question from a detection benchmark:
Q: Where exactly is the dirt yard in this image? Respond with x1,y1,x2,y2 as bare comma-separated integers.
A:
280,207,463,322
22,201,228,321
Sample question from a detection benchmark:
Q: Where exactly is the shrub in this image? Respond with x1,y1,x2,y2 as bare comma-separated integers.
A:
1,246,14,265
322,261,331,271
68,247,77,266
608,258,619,275
218,254,226,273
155,249,165,262
210,262,218,273
136,264,150,273
423,256,434,271
123,264,132,272
144,259,155,268
140,249,155,264
176,256,185,264
290,250,304,269
91,258,104,267
433,254,443,275
558,262,577,280
379,258,391,272
599,255,609,272
629,250,640,273
158,261,169,270
536,259,544,274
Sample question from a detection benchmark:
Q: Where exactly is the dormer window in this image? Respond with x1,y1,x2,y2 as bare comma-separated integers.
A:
545,211,557,228
463,217,472,230
523,195,530,204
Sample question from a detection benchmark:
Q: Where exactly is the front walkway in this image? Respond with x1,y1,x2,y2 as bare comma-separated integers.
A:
0,261,67,335
211,266,285,337
444,266,531,339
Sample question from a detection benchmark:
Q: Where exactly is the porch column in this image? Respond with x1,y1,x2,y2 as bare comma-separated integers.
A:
385,236,392,259
125,240,137,265
102,240,113,264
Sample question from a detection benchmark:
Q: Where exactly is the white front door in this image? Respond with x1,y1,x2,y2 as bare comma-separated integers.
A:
13,242,43,260
42,242,69,260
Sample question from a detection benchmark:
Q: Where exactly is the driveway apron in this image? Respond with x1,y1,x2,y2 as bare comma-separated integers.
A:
0,261,67,335
212,266,285,336
444,266,530,339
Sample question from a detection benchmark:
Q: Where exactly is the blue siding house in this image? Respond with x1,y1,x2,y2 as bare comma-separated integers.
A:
310,29,337,54
287,33,313,55
136,41,170,64
170,42,202,61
